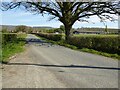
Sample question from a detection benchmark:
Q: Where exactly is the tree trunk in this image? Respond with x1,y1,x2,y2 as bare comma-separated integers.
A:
64,24,72,42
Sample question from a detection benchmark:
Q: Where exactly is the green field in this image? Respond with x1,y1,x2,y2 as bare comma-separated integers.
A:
61,33,118,39
73,34,118,37
1,33,27,63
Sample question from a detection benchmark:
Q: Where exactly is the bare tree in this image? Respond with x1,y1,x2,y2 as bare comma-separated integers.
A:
1,0,120,41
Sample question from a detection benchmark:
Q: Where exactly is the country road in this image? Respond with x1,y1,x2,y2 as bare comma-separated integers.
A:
2,34,119,88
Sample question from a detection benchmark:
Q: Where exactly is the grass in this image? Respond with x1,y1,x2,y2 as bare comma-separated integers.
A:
36,34,120,60
1,33,27,63
73,34,118,37
80,48,120,60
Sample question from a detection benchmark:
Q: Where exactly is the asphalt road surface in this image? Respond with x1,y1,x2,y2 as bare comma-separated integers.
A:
2,34,119,88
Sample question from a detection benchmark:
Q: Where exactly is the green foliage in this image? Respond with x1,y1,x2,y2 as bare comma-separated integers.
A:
105,25,108,33
60,25,65,32
15,25,28,33
38,28,55,33
27,27,33,33
2,28,8,33
2,34,17,45
2,33,27,63
73,34,118,37
92,37,119,53
80,48,120,60
46,29,55,33
68,36,119,55
35,33,62,41
68,37,92,49
2,42,25,63
54,28,62,33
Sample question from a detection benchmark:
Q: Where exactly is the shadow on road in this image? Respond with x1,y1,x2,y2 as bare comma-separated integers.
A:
26,38,45,43
7,63,120,71
26,38,53,46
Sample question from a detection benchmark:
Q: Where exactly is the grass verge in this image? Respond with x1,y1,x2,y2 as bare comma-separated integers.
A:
1,33,27,64
36,35,120,60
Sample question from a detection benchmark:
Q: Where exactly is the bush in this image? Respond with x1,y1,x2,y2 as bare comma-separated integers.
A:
68,36,120,54
92,37,119,54
2,34,17,45
68,37,93,49
34,33,62,41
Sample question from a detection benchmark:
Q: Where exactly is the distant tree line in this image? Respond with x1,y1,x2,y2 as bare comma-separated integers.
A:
1,25,65,34
1,25,32,33
1,24,118,34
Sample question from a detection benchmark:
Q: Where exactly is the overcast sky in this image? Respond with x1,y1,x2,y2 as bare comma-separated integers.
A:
0,8,118,29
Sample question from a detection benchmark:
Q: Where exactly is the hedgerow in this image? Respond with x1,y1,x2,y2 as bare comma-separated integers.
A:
34,33,62,41
68,36,120,54
2,34,17,45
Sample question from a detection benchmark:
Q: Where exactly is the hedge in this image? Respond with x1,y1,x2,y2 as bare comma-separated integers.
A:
2,34,17,45
34,33,62,41
68,36,120,55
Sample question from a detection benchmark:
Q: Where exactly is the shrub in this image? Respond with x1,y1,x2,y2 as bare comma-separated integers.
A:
2,33,26,63
68,36,93,49
2,34,17,45
92,37,119,54
34,33,62,41
68,36,119,54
